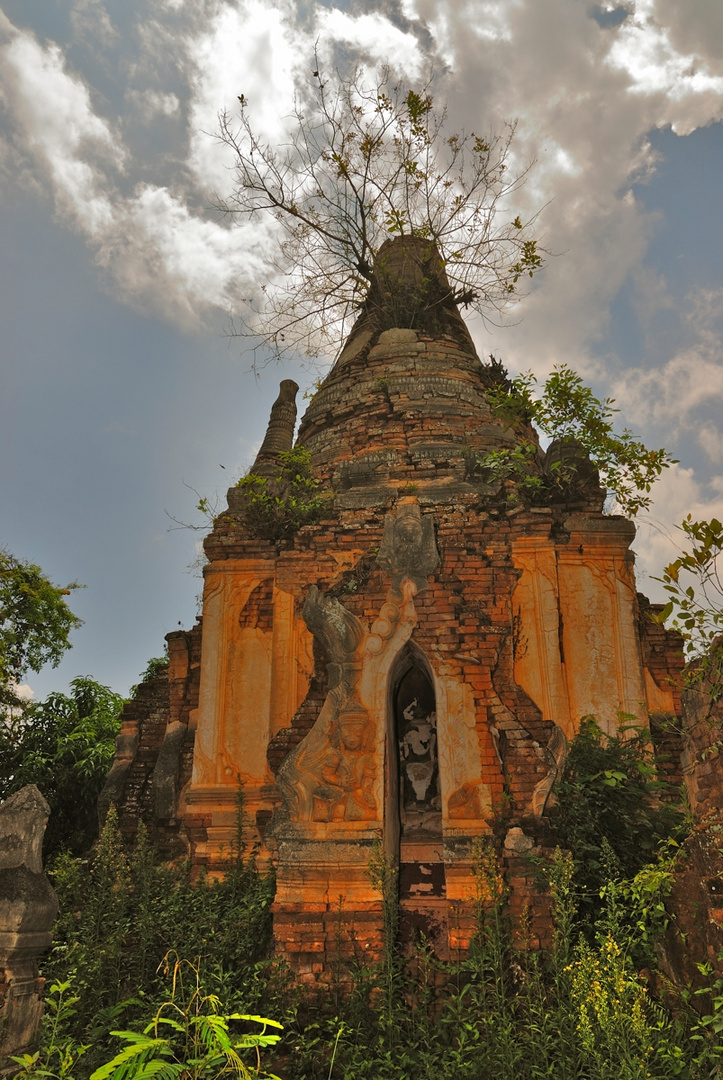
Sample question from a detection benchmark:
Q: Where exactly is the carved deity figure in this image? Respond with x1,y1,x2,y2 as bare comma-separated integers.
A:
311,700,377,821
399,698,440,830
277,589,378,823
376,499,439,593
276,506,440,830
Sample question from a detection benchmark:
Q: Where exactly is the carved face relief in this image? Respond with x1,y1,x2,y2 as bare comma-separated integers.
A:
377,500,439,593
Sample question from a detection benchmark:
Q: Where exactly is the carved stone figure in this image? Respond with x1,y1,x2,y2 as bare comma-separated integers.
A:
312,699,377,821
531,724,568,816
278,689,378,823
376,499,439,593
302,585,365,694
399,703,439,815
0,786,59,1060
277,587,377,823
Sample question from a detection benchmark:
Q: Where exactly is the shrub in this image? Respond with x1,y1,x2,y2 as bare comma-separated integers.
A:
553,716,685,931
235,448,331,541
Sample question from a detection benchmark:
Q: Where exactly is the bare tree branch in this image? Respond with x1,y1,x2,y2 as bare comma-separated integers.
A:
214,63,545,366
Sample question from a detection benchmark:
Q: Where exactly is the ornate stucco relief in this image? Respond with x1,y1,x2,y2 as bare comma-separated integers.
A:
277,500,440,831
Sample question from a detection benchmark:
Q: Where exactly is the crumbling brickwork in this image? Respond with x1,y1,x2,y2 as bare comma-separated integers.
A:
659,670,723,992
99,622,202,860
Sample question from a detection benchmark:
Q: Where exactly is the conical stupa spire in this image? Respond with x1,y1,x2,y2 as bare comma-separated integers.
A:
295,237,536,503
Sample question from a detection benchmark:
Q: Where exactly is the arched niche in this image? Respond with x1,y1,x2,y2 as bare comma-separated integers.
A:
386,644,447,948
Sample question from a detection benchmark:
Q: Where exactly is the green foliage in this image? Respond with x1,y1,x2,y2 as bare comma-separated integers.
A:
690,957,723,1074
320,840,695,1080
235,448,330,541
10,965,282,1080
553,717,685,934
138,656,171,684
655,515,723,697
488,364,675,516
0,676,124,856
43,806,276,1070
23,761,720,1080
0,548,82,704
129,655,170,699
594,840,679,966
366,837,400,1037
28,809,723,1080
568,934,657,1078
10,979,90,1080
469,441,544,495
89,955,282,1080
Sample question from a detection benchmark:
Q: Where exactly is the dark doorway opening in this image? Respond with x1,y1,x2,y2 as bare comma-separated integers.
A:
390,645,447,953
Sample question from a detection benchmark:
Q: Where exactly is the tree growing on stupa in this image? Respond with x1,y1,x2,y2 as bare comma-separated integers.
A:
212,64,674,519
214,63,543,363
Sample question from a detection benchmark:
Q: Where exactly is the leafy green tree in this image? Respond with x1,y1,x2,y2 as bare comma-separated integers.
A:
0,548,83,705
216,65,543,361
553,717,684,930
487,364,675,516
0,676,124,856
656,515,723,673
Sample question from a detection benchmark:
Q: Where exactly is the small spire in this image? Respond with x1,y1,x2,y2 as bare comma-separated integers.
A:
251,379,299,476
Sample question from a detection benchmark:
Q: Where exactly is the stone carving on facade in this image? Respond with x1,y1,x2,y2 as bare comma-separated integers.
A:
278,587,377,823
399,699,440,830
447,781,483,820
277,504,440,828
301,586,364,695
0,785,59,1061
376,499,439,593
531,724,568,816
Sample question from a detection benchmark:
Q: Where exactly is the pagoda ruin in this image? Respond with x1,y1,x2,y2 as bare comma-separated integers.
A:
103,236,683,981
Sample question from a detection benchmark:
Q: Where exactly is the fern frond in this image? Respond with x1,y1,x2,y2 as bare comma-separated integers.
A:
89,1036,171,1080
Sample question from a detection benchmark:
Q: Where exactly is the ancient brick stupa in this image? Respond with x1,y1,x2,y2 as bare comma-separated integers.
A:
104,236,682,979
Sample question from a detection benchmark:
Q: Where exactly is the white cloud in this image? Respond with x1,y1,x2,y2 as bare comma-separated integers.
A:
3,0,723,358
606,0,723,132
94,183,278,326
697,423,723,464
316,9,424,74
0,10,280,325
629,264,674,326
184,1,307,194
127,89,181,117
12,682,35,702
70,0,119,51
400,0,420,19
467,0,524,43
613,349,723,432
655,0,723,67
611,286,723,446
0,15,122,233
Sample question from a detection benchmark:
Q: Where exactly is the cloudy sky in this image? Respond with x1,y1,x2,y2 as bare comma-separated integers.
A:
2,0,723,700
